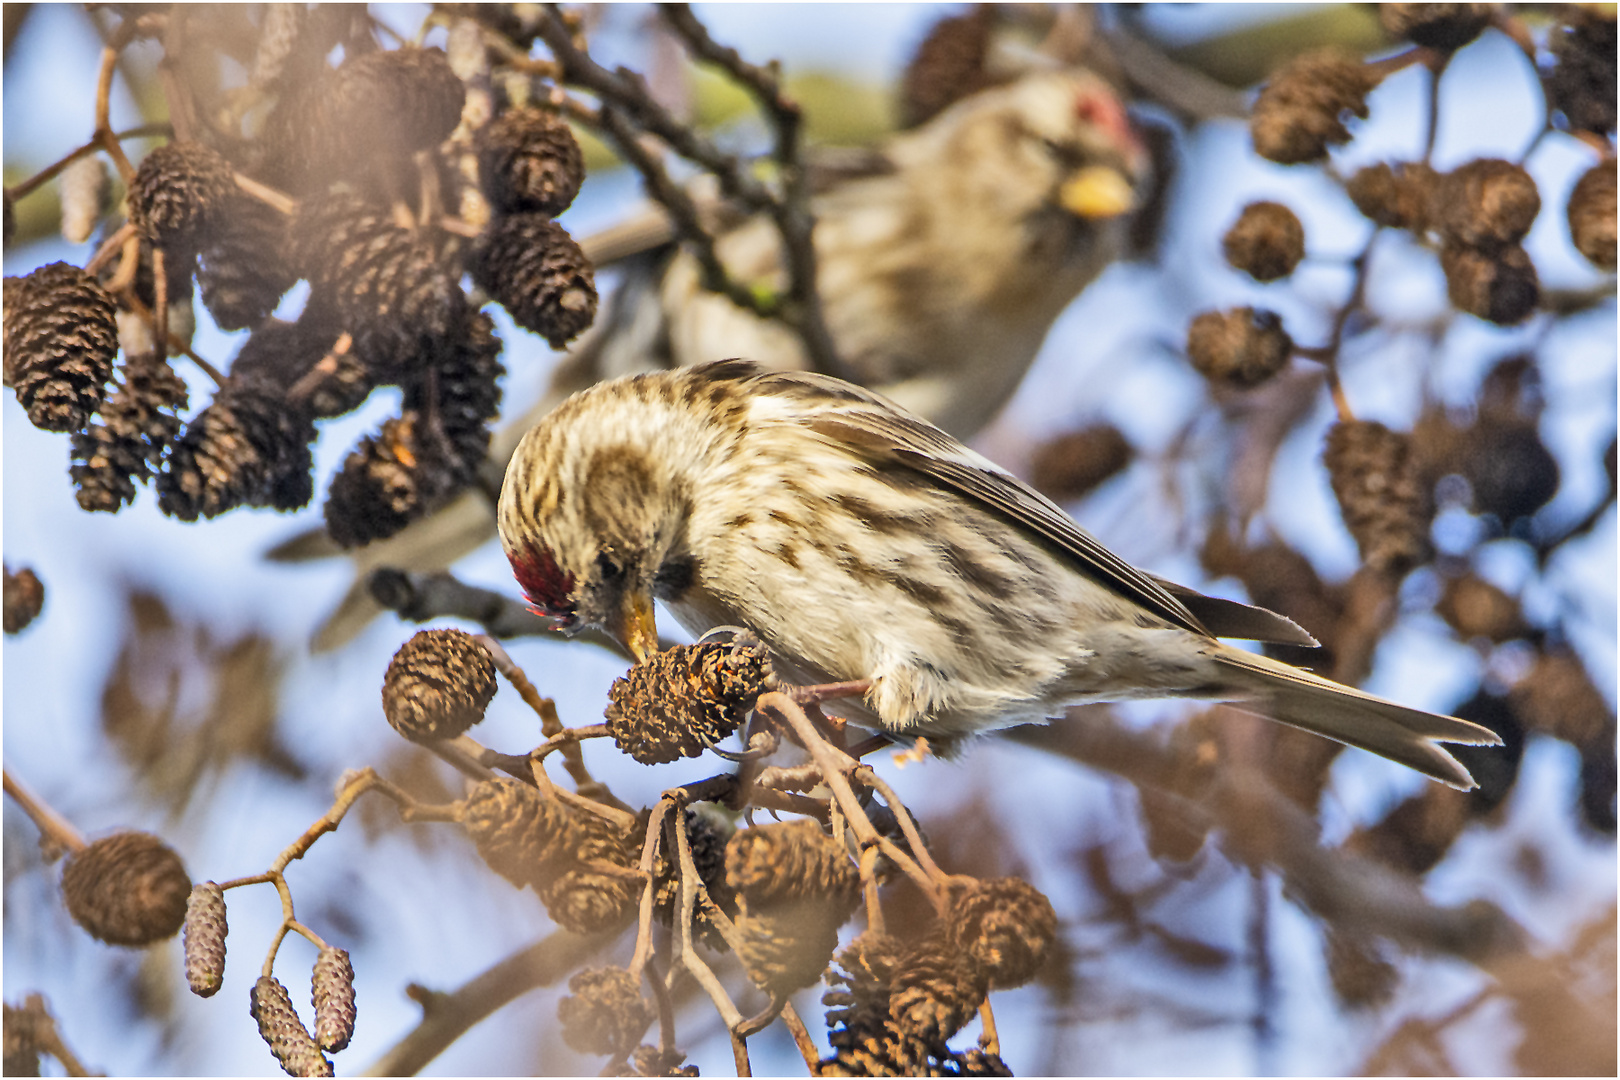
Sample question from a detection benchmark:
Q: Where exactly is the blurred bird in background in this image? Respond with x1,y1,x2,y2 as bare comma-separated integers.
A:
271,7,1160,650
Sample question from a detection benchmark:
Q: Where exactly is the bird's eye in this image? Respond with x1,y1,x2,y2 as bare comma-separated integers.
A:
596,553,624,582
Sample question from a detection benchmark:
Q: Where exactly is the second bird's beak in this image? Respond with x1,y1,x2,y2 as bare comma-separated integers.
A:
611,588,659,664
1059,164,1136,220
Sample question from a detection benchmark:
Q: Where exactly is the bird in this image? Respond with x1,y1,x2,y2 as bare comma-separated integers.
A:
273,65,1153,650
497,359,1502,789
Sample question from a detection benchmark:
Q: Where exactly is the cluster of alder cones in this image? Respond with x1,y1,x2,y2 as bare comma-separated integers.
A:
4,20,597,547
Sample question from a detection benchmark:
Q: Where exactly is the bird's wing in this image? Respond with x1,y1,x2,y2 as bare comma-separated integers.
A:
735,364,1214,636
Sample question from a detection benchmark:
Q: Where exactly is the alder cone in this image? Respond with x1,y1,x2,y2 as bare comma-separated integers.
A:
3,262,118,433
157,382,316,520
60,831,191,946
128,141,237,251
477,107,585,216
470,213,597,348
1567,160,1616,272
381,628,496,743
1250,49,1375,164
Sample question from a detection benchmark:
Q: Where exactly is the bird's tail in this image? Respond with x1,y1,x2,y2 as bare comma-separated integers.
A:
1212,645,1503,789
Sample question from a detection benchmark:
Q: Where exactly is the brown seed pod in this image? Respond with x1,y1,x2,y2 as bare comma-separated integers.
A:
477,107,585,216
457,776,582,889
821,932,914,1075
725,818,860,910
1440,240,1539,325
1028,424,1133,503
403,311,504,485
229,320,372,420
1567,159,1616,272
1510,650,1612,749
1435,574,1528,643
250,975,333,1078
1545,7,1616,137
1323,420,1432,574
1433,159,1541,250
734,901,848,995
1250,49,1376,165
605,640,775,764
469,213,597,348
324,47,466,170
381,628,496,743
557,967,652,1058
3,566,44,635
60,831,191,946
157,382,317,521
1378,4,1494,50
898,5,996,129
1346,161,1437,232
3,262,118,433
127,141,237,251
183,882,228,998
533,809,644,935
1186,307,1292,388
888,934,988,1046
68,354,189,513
1222,200,1306,282
946,876,1058,989
310,947,356,1053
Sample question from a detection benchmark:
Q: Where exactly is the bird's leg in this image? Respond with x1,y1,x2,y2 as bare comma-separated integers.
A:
787,678,872,705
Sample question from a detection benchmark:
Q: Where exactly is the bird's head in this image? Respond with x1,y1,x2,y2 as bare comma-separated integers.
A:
497,382,709,664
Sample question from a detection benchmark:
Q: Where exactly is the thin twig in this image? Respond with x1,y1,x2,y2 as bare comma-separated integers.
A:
3,767,88,855
3,124,170,203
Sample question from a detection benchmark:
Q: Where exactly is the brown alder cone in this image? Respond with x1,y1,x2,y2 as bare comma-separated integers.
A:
477,106,585,216
1347,161,1437,232
1440,240,1540,325
1432,159,1541,250
1323,420,1432,574
888,933,987,1046
946,876,1057,989
381,628,497,742
127,141,237,251
1222,201,1306,282
1378,4,1493,51
1029,424,1133,503
60,831,191,946
728,819,861,993
1435,574,1528,643
3,566,44,634
604,639,774,763
558,967,652,1059
457,776,583,889
157,382,317,520
69,354,189,513
1567,159,1617,272
469,213,597,349
1250,49,1376,164
3,262,118,433
1545,6,1616,137
1186,307,1293,387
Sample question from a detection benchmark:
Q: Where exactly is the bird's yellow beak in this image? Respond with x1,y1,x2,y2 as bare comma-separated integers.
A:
611,589,659,664
1059,165,1136,220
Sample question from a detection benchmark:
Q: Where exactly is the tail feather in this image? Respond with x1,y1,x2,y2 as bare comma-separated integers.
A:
1213,646,1503,790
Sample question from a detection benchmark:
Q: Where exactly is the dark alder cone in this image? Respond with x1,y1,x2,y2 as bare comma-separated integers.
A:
604,640,775,764
821,933,919,1077
381,628,496,742
1324,927,1399,1009
127,141,237,251
60,831,191,946
323,412,456,547
1433,159,1541,250
298,193,467,379
889,935,988,1047
470,213,597,348
625,1045,696,1078
1346,161,1437,232
898,5,995,129
3,999,43,1077
1435,574,1527,643
3,262,118,432
324,47,466,172
947,877,1057,989
250,975,333,1078
1545,7,1616,136
1323,420,1432,574
1029,424,1132,502
1441,241,1539,325
157,382,317,520
734,903,848,995
1462,417,1559,523
4,566,44,634
69,353,189,513
557,967,652,1059
310,947,356,1053
477,107,585,216
1379,4,1493,50
232,320,375,421
1186,307,1292,387
198,196,299,331
402,311,504,480
1567,160,1616,272
457,776,580,889
183,882,228,997
1223,200,1306,282
1250,49,1376,165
